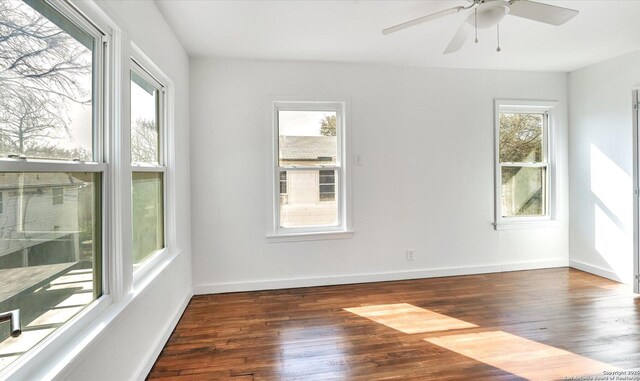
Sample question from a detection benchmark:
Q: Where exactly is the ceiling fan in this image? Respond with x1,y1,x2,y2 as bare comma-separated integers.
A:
382,0,579,54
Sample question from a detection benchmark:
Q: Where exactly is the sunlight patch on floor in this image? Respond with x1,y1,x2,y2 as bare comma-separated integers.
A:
344,303,477,334
425,330,619,380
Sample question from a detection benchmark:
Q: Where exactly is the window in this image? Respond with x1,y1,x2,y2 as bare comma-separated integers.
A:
495,100,556,227
0,0,105,373
130,60,165,268
52,187,64,205
279,171,288,204
319,170,335,201
272,101,348,236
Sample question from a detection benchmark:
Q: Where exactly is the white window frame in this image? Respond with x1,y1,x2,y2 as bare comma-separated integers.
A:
0,2,180,380
0,1,114,379
494,99,558,230
129,47,172,283
631,89,640,294
268,100,352,241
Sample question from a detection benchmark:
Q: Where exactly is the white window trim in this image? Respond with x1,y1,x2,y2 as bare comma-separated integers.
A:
494,99,558,230
267,98,352,241
0,1,181,379
0,0,115,379
129,44,175,287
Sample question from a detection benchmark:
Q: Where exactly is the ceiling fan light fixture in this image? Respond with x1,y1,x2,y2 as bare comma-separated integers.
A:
468,0,510,29
382,0,579,55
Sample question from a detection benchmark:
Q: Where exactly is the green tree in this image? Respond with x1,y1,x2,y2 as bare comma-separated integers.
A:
319,114,336,136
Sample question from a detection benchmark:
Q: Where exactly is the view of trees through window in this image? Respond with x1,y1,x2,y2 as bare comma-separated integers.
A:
0,0,93,161
499,112,546,217
130,67,164,266
0,0,101,372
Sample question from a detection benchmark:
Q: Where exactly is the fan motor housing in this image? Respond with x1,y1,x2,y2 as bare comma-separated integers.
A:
468,0,511,29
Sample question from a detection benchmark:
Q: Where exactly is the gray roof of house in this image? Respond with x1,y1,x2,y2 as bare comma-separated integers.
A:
279,136,336,161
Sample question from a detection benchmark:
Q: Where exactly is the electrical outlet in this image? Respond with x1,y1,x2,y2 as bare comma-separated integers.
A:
406,249,414,262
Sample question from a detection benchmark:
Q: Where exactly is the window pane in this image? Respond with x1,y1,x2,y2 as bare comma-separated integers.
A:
0,0,94,161
499,113,544,163
501,166,546,217
132,172,163,266
280,169,338,228
0,172,101,372
131,71,159,164
278,111,337,167
279,171,287,194
319,169,336,201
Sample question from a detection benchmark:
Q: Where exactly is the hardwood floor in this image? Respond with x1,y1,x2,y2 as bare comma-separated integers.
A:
147,268,640,381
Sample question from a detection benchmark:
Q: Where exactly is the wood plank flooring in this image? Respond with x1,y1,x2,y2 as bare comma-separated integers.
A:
147,268,640,381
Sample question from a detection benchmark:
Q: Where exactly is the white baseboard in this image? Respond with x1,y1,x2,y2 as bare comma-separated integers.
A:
193,259,568,295
135,288,192,380
569,259,623,282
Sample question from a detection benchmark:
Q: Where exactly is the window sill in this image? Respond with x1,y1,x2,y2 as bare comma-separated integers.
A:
133,247,182,292
2,249,184,381
266,230,353,243
494,220,560,230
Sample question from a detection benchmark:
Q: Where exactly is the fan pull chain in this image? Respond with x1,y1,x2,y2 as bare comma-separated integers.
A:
496,24,501,52
474,8,478,43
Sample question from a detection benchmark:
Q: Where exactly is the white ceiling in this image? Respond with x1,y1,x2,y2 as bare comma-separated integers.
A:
155,0,640,72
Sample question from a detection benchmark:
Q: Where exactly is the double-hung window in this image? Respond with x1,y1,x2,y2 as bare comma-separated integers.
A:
271,101,349,237
130,60,165,268
495,100,557,228
0,0,106,373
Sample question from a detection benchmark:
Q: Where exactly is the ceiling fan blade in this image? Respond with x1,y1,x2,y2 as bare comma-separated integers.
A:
508,0,578,26
382,6,465,35
443,18,472,54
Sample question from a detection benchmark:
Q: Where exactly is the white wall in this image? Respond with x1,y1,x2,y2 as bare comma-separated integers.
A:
190,58,569,293
54,1,192,380
568,50,640,284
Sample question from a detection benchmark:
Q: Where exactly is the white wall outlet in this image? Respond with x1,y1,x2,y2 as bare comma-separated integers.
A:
406,249,414,262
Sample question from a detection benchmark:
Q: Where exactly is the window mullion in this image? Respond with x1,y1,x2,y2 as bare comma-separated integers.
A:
500,162,548,168
278,165,341,171
0,161,107,173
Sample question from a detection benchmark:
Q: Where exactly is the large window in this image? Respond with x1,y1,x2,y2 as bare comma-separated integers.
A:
495,100,556,227
0,0,104,373
130,61,165,267
272,102,347,234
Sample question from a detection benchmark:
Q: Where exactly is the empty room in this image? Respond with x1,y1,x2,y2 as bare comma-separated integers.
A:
0,0,639,380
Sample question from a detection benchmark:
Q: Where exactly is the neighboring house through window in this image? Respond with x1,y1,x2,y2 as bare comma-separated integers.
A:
271,101,349,236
